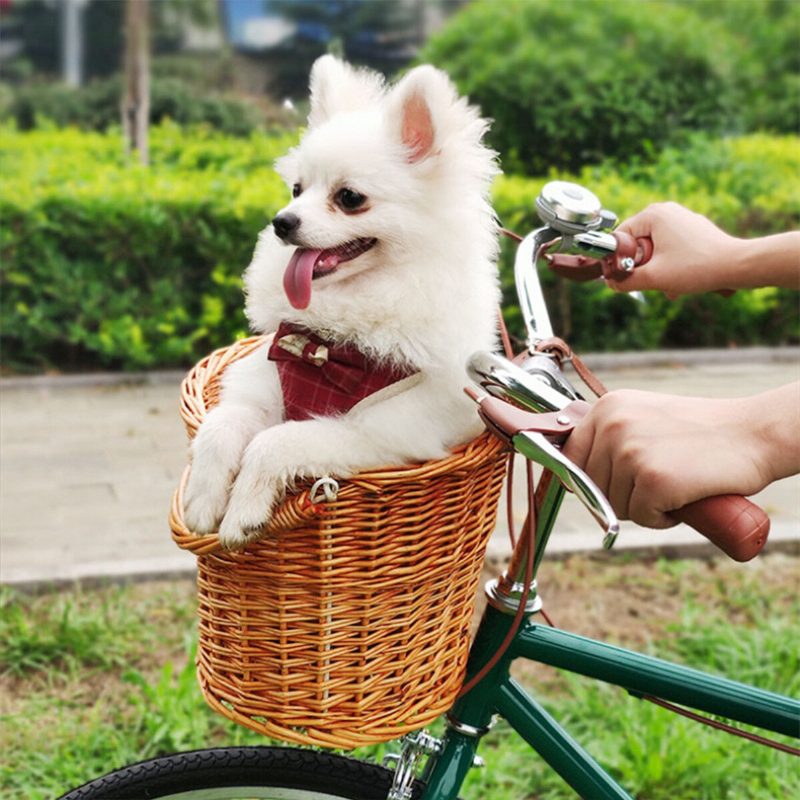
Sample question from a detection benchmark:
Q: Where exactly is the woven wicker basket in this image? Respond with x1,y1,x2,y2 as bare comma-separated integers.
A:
171,337,508,748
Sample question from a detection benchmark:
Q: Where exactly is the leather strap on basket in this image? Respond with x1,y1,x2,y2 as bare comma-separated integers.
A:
534,336,608,398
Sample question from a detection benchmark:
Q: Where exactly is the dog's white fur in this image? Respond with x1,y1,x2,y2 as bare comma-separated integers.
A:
183,56,500,548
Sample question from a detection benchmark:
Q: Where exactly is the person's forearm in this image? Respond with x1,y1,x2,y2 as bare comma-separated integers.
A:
743,380,800,483
728,232,800,290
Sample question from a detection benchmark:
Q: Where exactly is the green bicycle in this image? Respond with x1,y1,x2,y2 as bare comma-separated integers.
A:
60,182,799,800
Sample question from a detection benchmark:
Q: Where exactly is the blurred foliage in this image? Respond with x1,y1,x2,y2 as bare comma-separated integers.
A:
266,0,425,96
150,52,239,93
0,123,298,371
687,0,800,133
421,0,800,175
492,134,800,351
2,74,297,137
0,126,797,372
4,0,219,83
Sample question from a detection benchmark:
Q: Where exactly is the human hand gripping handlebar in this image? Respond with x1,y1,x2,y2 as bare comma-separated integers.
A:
545,229,653,282
478,180,769,562
468,352,770,562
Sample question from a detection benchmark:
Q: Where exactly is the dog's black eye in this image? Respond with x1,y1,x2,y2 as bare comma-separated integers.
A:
292,183,302,198
335,188,367,212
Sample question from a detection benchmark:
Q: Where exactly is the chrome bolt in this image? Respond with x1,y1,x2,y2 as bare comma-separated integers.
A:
620,257,635,272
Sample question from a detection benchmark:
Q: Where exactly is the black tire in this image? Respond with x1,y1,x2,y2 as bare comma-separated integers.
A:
57,746,426,800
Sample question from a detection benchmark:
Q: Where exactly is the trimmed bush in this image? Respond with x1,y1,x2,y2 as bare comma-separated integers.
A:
1,124,298,371
0,126,797,372
687,0,800,134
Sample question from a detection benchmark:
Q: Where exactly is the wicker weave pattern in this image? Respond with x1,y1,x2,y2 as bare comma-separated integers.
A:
171,337,508,748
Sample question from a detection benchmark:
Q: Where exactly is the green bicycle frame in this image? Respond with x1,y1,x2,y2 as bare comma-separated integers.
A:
417,479,800,800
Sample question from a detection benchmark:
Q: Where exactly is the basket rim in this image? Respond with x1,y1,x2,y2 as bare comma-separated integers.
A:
172,336,508,555
171,429,507,555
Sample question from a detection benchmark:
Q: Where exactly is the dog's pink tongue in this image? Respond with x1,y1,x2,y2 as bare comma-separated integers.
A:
283,248,322,309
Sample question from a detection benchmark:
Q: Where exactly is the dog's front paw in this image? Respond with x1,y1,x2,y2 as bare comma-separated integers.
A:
217,463,282,550
183,465,231,534
217,518,266,550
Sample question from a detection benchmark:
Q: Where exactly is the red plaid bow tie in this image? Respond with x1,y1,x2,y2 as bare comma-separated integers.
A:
268,322,417,421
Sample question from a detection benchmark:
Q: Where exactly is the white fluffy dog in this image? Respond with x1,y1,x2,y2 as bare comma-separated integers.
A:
183,56,500,549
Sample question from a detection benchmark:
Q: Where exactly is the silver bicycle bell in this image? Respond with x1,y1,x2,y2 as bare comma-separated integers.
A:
535,181,618,235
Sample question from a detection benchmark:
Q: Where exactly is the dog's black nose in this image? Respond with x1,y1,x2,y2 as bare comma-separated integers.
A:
273,213,301,241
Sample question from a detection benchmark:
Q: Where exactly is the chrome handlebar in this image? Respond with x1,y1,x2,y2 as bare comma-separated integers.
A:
514,179,642,350
470,181,769,566
470,180,628,548
516,229,627,350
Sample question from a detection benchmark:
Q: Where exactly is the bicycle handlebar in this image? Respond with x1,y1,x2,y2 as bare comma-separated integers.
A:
468,352,771,562
669,496,769,562
546,231,653,282
493,180,772,561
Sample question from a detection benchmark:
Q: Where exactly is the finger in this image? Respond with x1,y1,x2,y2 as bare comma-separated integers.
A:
606,273,649,293
607,458,634,521
562,413,597,472
606,268,659,292
583,440,613,502
616,207,658,240
628,478,677,529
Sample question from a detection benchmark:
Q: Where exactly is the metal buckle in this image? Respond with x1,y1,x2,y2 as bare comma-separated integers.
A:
276,333,329,366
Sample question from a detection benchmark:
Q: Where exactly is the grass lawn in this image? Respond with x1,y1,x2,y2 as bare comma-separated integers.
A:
1,553,798,799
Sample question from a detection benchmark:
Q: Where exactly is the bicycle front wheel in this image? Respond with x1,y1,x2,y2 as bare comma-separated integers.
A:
58,746,426,800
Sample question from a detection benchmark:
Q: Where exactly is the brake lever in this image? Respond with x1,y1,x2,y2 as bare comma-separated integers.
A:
514,430,619,549
466,352,621,548
468,352,769,562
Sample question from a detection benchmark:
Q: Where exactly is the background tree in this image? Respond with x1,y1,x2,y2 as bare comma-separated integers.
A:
119,0,221,164
420,0,799,175
122,0,150,164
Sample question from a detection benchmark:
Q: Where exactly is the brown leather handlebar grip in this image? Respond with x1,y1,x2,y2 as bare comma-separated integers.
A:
612,231,653,270
670,494,770,562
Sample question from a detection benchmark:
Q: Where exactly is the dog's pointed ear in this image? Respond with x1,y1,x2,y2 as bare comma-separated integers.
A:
308,55,384,128
387,66,457,164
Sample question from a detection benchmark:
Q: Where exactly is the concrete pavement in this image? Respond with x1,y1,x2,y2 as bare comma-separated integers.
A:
1,349,798,588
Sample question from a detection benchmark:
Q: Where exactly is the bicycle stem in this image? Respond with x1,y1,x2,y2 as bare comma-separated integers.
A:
515,227,560,347
482,183,626,613
485,473,567,614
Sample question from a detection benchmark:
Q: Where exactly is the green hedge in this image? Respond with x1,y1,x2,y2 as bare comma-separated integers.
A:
3,75,282,137
1,126,797,371
1,124,297,371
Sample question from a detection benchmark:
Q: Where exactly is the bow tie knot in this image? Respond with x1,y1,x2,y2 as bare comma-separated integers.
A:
267,322,417,421
269,326,364,393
